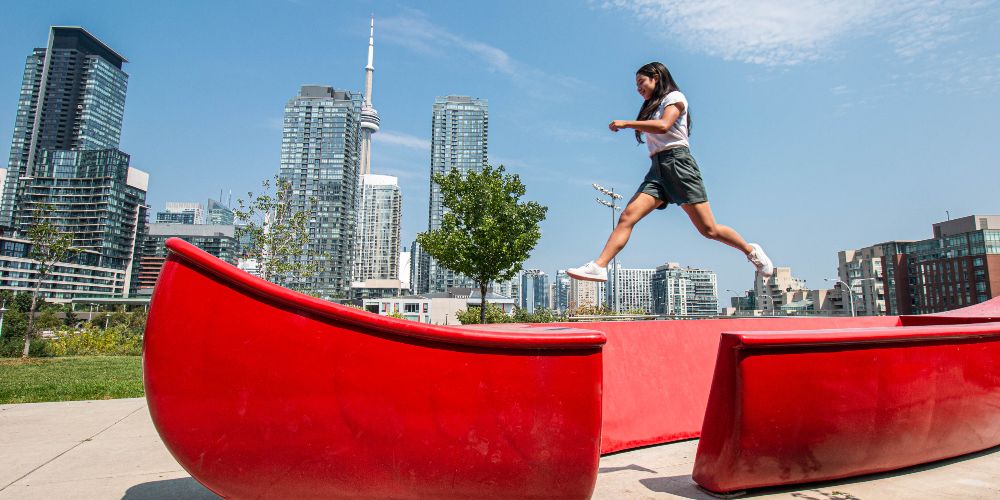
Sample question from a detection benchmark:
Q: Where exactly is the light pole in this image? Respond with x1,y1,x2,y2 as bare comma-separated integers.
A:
592,183,623,313
758,293,775,316
0,301,7,341
825,278,855,317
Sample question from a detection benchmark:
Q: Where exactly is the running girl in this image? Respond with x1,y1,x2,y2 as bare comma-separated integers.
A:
567,62,774,282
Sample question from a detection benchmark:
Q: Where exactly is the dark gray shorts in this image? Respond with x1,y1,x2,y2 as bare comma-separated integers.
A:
636,146,708,210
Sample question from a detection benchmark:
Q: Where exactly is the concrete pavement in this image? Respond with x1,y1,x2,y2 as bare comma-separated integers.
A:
1,398,998,499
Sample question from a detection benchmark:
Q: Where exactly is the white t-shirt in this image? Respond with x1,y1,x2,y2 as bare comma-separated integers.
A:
644,91,689,156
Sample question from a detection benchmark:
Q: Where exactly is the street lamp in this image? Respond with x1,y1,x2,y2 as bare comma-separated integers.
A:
592,183,623,313
0,301,7,341
825,278,855,317
758,293,775,316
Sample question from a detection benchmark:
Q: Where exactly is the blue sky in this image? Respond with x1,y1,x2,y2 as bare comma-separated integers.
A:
2,0,999,301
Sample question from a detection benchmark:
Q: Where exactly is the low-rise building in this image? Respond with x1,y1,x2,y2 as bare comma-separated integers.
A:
0,235,127,301
350,278,404,300
651,263,718,317
363,288,515,325
136,223,238,294
877,215,1000,315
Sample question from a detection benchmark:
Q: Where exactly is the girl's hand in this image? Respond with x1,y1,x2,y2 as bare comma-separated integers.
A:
609,120,628,132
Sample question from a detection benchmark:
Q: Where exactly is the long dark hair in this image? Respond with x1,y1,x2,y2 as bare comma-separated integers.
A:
634,61,691,143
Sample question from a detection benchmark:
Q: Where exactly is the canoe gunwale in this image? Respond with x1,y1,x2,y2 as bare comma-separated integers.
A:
727,322,1000,348
163,237,607,350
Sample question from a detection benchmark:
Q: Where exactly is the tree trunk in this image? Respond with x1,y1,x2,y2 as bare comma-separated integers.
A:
22,284,41,358
480,283,488,324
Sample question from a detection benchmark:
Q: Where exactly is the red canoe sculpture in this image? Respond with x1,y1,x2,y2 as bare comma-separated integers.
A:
692,321,1000,493
145,238,1000,498
144,239,606,499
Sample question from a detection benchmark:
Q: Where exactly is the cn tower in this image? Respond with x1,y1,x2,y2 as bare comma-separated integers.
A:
359,16,380,176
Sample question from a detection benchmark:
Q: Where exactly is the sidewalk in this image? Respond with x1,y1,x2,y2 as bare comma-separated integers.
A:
1,398,998,499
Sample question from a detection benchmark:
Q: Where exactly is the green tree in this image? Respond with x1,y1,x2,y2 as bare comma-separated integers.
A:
417,165,547,324
12,293,32,313
35,309,62,331
62,304,78,327
234,176,323,294
22,207,77,357
107,311,131,329
512,307,558,323
87,313,110,330
126,310,147,335
456,304,512,325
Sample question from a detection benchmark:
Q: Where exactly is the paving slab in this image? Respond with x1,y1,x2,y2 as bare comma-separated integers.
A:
1,398,998,499
595,437,1000,499
0,399,146,492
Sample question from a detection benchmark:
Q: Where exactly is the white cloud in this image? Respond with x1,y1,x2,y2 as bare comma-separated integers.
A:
381,12,516,74
374,131,431,151
604,0,988,66
380,10,587,100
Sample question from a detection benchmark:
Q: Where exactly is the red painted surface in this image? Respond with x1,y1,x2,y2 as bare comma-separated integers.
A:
146,237,1000,497
144,239,605,499
901,296,1000,325
561,316,899,454
692,319,1000,493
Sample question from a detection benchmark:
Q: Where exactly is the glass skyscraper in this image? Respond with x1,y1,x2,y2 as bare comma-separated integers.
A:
554,270,570,313
2,26,129,227
278,85,362,298
207,198,235,225
353,174,402,284
1,27,147,298
16,149,148,270
519,269,550,313
421,95,488,293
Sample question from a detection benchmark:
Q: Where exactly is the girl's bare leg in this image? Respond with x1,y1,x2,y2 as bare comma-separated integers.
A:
594,193,663,267
681,202,754,254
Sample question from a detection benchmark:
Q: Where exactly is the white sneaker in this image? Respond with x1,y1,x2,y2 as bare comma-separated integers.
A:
747,243,774,277
567,261,608,282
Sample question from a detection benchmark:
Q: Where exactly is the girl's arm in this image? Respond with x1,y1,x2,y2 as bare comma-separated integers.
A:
609,103,682,134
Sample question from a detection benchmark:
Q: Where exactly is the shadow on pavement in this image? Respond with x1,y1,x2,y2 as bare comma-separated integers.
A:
640,444,1000,499
599,463,659,474
121,478,218,499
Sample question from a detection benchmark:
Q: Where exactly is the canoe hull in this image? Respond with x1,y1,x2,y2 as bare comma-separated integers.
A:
144,239,604,499
693,322,1000,493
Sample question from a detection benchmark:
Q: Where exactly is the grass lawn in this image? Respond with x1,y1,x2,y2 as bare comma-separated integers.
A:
0,356,143,404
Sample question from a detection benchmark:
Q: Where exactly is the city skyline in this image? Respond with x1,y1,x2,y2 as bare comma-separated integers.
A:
1,2,998,303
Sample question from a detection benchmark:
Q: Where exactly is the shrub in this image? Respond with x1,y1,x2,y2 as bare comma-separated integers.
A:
0,309,27,339
457,304,512,325
45,325,142,356
568,305,616,316
512,307,560,323
0,335,50,357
